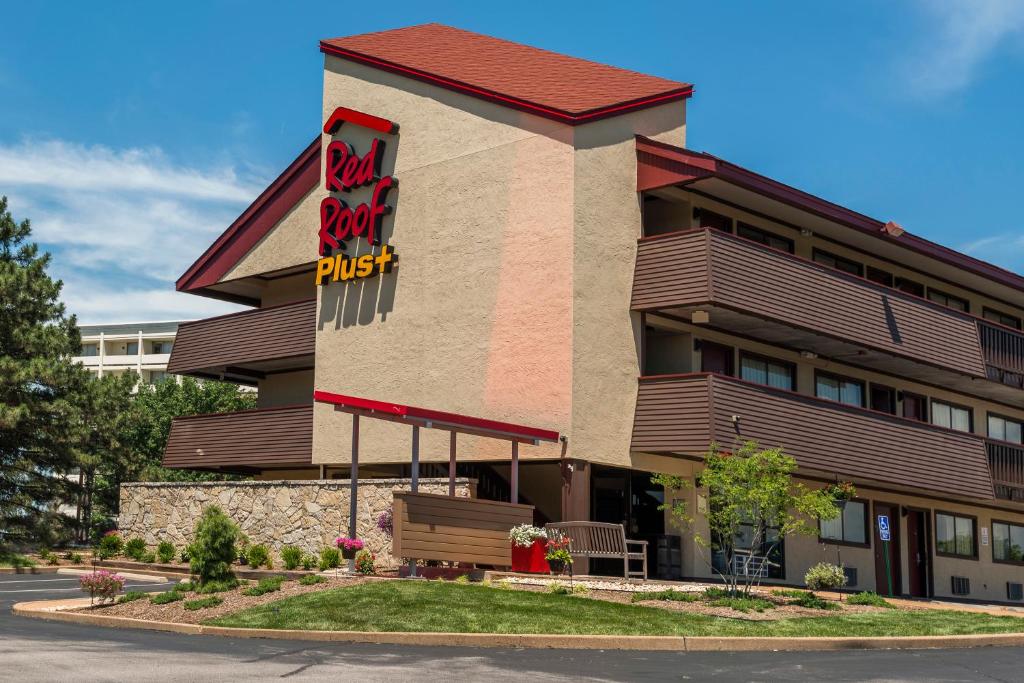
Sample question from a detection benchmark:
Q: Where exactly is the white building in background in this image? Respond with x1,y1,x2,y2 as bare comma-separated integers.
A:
75,321,187,384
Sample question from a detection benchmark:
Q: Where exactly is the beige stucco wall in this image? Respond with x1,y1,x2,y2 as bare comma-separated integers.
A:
224,186,321,282
257,370,314,409
310,56,685,468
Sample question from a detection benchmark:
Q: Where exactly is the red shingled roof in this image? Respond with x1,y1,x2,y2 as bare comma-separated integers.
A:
320,24,692,124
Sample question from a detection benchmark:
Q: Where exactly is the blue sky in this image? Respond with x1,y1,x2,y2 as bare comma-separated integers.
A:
2,1,1023,322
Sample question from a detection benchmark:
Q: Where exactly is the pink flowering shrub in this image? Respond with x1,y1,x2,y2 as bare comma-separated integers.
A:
79,570,126,604
376,509,393,538
334,537,364,551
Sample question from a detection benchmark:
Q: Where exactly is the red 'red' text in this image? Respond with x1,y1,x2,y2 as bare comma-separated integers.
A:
318,137,396,256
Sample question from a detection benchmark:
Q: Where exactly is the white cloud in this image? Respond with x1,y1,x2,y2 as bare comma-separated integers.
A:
902,0,1024,97
959,232,1024,272
2,138,266,322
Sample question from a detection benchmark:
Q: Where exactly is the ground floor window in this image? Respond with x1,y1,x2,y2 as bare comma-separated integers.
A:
819,499,868,545
935,512,977,558
712,519,785,580
992,521,1024,563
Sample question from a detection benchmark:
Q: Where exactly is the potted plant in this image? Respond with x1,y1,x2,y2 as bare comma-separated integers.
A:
825,481,856,509
545,537,573,575
335,536,364,560
509,524,548,573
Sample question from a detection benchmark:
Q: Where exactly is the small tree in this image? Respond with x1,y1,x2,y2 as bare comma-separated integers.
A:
653,441,847,597
188,506,238,587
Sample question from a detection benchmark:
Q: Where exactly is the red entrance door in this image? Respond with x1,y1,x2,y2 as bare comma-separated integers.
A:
873,502,901,596
905,509,930,598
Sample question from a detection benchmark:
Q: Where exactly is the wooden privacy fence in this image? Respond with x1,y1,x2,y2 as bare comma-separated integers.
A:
392,492,534,567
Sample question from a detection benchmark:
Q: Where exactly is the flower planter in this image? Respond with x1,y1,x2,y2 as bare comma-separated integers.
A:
511,539,548,574
547,558,567,575
341,547,357,560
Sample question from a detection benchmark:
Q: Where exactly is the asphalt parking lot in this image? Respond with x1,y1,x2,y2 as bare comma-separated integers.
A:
5,572,1024,682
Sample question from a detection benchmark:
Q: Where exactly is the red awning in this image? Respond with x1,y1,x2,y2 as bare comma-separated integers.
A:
313,390,560,444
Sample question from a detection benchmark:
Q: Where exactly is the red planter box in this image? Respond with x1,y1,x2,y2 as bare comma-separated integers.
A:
511,539,548,573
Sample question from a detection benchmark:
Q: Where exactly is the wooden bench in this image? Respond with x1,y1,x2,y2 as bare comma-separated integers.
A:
545,521,648,580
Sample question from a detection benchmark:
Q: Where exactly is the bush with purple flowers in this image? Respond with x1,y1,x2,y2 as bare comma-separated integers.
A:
376,509,393,538
79,570,126,604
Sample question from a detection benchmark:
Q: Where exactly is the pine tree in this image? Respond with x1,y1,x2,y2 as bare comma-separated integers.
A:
0,196,88,547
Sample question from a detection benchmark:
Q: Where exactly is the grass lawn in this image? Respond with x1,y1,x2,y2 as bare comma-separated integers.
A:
206,581,1024,637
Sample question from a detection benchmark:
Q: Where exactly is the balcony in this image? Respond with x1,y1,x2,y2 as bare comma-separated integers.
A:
988,440,1024,502
167,298,315,385
163,404,313,472
632,373,996,501
140,353,171,366
633,229,1024,406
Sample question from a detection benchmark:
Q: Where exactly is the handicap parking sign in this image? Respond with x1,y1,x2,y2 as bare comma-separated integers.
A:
878,515,891,542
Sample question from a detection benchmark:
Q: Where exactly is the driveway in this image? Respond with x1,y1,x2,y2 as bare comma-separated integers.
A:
5,573,1024,682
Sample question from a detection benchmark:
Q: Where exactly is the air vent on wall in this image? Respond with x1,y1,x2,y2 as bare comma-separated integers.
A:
1008,582,1023,601
843,567,858,587
951,576,970,596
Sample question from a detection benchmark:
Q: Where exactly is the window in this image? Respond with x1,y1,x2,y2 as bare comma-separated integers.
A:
79,343,99,357
927,288,970,313
125,342,139,355
815,371,865,407
152,341,173,354
895,277,925,297
988,414,1023,444
866,266,894,287
736,222,794,253
984,307,1022,330
693,207,732,232
932,400,972,433
901,391,928,422
993,521,1024,563
149,371,170,384
711,510,785,579
936,512,977,558
820,500,868,545
813,249,863,277
870,384,897,414
740,353,795,390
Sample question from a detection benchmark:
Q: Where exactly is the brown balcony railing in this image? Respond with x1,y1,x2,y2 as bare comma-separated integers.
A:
167,298,316,381
987,440,1024,502
163,404,313,472
632,373,995,501
633,229,989,380
979,322,1024,387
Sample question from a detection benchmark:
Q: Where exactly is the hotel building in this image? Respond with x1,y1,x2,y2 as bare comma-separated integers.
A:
76,321,183,384
157,24,1024,601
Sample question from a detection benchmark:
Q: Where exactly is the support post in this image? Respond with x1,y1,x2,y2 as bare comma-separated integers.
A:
349,414,359,573
448,432,457,497
511,441,519,504
408,424,420,578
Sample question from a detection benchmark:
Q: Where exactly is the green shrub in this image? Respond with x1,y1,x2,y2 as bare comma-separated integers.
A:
847,591,895,608
631,589,702,603
805,562,847,592
245,544,271,569
572,584,589,595
65,551,84,564
140,551,157,564
176,581,195,592
123,537,146,561
788,591,840,610
118,591,148,603
354,549,375,575
547,583,571,595
180,546,191,563
454,574,470,584
771,588,806,599
157,541,176,564
42,550,60,566
298,574,326,586
189,506,239,587
96,532,122,560
242,576,285,596
318,546,340,571
280,546,303,570
183,595,223,611
196,578,240,594
301,553,316,571
150,590,183,605
706,595,775,613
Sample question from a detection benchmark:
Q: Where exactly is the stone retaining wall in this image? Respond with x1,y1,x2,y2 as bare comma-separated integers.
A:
118,478,475,568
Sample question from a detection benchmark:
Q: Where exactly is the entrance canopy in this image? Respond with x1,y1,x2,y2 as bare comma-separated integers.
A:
312,390,559,444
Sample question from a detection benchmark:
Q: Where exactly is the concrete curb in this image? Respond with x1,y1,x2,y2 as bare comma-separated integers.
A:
55,568,169,583
12,599,1024,651
0,565,94,575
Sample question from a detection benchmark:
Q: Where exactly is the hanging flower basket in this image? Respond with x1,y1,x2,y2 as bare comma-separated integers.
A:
335,537,364,560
